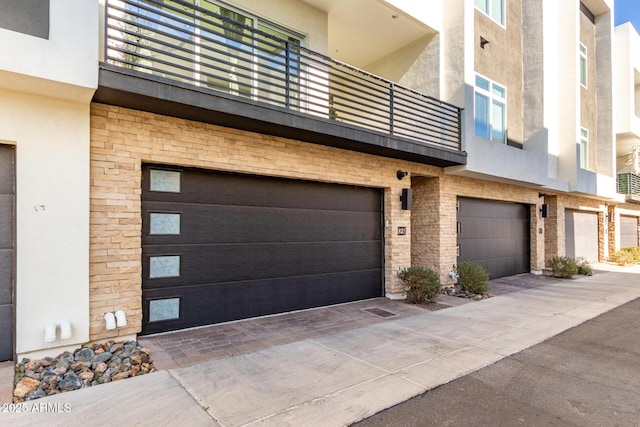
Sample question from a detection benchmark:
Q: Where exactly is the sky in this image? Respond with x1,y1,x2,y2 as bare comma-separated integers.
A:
614,0,640,29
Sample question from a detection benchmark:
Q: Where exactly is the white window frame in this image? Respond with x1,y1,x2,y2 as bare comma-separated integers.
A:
474,74,507,143
579,127,589,169
474,0,506,27
579,43,587,88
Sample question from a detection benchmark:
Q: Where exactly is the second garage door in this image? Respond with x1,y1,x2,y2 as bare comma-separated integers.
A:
456,197,530,279
141,166,383,334
565,210,599,262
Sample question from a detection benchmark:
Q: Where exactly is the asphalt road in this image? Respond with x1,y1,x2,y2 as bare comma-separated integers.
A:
353,297,640,427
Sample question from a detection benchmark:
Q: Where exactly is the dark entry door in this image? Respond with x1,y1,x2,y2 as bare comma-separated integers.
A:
620,215,638,248
141,166,383,334
457,197,530,279
0,145,15,361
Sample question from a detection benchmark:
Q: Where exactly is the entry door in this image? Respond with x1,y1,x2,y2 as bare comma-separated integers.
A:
0,145,15,361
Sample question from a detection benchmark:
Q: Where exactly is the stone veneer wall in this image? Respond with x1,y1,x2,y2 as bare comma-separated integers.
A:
411,173,546,285
89,103,443,340
544,193,607,263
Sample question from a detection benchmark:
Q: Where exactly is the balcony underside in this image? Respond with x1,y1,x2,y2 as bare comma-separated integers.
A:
93,64,467,167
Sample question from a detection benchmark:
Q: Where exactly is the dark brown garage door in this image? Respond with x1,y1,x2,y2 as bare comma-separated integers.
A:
457,197,530,279
141,166,383,334
620,215,639,248
565,210,598,262
0,145,15,361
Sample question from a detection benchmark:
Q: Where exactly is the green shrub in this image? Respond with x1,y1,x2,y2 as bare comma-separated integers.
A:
610,247,640,265
398,266,441,304
575,257,593,276
549,256,578,279
456,262,489,294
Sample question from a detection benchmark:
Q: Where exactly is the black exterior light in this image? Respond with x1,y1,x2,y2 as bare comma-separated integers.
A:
397,170,408,180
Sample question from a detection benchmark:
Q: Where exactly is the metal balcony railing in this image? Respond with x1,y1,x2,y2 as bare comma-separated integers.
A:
104,0,462,151
618,173,640,195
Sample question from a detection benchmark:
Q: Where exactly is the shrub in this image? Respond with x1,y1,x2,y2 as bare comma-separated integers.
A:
549,256,578,279
575,257,593,276
398,266,441,304
610,247,640,266
456,262,489,295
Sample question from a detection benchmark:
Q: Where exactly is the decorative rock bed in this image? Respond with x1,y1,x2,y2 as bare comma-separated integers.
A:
13,340,155,403
441,285,492,300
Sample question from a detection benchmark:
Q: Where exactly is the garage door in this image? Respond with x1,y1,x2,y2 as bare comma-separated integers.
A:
620,215,639,248
456,197,530,279
0,145,15,361
565,210,598,262
141,166,383,334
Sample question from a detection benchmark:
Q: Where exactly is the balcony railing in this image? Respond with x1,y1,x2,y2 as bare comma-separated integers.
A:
104,0,462,151
618,173,640,195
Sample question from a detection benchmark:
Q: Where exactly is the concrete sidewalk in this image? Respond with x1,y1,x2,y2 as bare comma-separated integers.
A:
3,264,640,426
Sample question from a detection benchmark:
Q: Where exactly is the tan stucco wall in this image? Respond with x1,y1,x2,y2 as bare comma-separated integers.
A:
580,10,597,170
474,1,524,145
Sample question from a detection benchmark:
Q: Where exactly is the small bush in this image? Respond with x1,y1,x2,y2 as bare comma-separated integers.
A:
575,257,593,276
610,247,640,265
398,266,441,304
549,256,578,279
456,262,489,295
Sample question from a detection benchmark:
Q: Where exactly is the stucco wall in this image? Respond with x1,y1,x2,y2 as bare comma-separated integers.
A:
0,89,90,356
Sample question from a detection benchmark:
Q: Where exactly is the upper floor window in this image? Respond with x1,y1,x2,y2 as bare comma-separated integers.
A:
579,43,587,88
580,128,588,169
475,0,505,26
474,74,506,142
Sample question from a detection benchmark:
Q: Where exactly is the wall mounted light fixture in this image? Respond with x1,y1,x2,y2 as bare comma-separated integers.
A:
396,170,408,180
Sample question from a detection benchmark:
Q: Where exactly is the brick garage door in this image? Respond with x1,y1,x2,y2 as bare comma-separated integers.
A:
456,197,530,279
141,165,383,334
565,210,598,262
620,215,638,248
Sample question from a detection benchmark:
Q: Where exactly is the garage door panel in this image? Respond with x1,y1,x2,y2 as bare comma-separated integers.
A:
143,241,382,288
620,216,638,248
457,198,530,279
565,210,598,262
142,203,381,245
143,168,380,213
142,269,382,334
142,165,383,334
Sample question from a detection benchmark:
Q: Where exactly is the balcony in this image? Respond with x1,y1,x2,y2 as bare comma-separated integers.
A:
618,173,640,203
96,0,464,166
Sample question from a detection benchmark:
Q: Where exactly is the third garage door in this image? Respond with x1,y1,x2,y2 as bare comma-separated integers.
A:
141,166,383,334
620,215,638,248
565,210,599,262
457,197,530,279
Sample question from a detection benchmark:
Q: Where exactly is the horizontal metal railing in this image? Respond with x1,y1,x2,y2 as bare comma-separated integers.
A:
618,173,640,195
104,0,462,151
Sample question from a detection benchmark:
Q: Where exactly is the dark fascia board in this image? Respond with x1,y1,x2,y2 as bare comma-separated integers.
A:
93,64,467,167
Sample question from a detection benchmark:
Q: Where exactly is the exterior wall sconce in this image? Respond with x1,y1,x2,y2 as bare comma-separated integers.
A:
396,170,408,180
480,36,490,49
400,188,413,210
540,204,549,218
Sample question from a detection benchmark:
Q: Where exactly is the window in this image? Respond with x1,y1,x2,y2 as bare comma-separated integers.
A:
580,43,587,88
475,0,505,26
580,128,588,169
474,75,506,142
